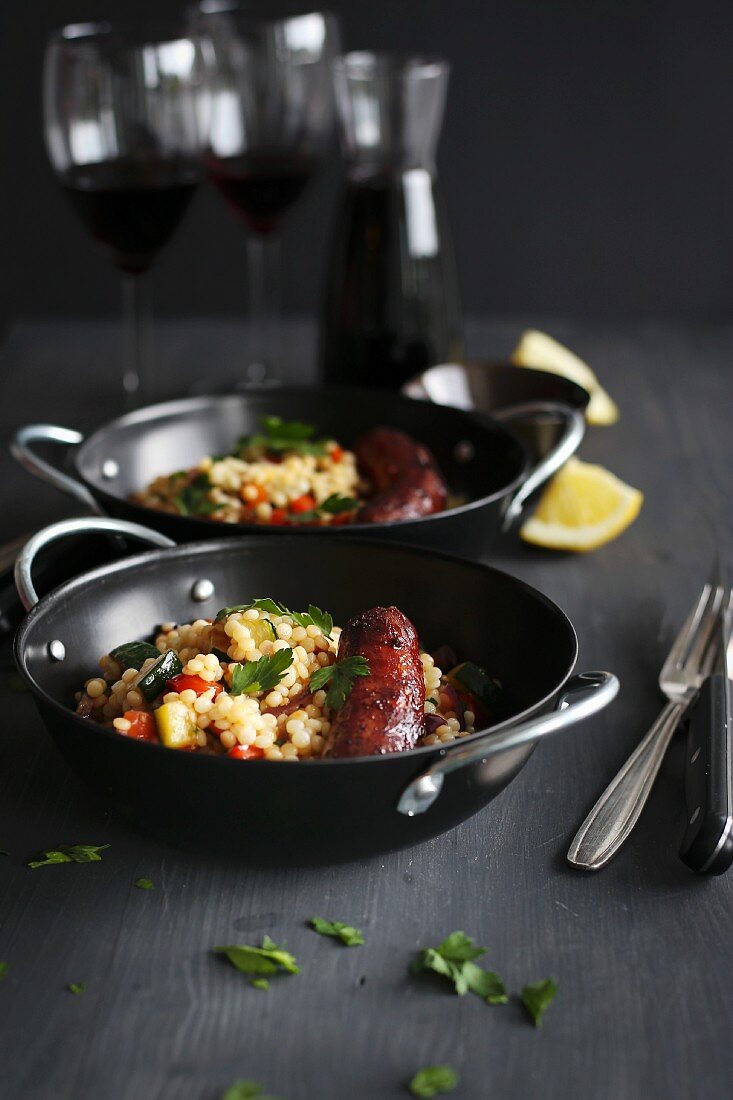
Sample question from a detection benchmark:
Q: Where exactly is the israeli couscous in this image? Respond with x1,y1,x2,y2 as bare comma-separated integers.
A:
74,598,501,760
132,417,450,527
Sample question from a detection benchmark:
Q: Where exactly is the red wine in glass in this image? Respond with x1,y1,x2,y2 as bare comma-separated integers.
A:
207,152,314,236
61,158,202,274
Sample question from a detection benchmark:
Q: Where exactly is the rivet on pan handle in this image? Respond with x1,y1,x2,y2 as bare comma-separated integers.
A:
14,516,176,611
11,424,100,512
492,402,586,530
397,671,619,817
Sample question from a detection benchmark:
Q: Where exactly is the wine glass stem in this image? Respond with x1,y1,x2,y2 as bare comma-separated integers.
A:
122,272,151,406
246,233,281,383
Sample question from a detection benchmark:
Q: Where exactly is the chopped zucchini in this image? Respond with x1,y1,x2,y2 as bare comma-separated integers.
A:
154,702,198,749
446,661,501,721
247,618,277,648
110,640,160,671
138,650,183,703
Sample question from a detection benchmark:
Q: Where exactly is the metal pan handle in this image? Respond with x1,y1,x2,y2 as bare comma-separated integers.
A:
11,424,100,513
397,670,619,817
15,516,176,611
492,401,585,530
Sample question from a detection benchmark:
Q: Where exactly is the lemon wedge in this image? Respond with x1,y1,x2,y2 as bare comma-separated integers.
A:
520,457,642,551
510,329,619,425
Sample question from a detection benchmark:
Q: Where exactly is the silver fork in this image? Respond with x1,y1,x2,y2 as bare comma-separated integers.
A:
568,572,724,870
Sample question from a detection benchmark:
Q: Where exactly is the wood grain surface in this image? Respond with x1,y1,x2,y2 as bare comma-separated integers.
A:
0,319,731,1100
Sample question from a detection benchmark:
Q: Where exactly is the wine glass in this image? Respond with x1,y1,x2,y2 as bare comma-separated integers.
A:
43,21,212,404
191,3,340,385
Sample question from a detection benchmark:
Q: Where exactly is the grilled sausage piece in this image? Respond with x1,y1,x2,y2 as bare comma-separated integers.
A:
355,427,448,523
329,606,426,758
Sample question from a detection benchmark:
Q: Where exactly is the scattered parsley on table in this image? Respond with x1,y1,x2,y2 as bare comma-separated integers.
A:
408,1065,458,1097
134,877,154,890
411,931,507,1004
521,976,558,1027
27,844,110,868
0,962,7,981
67,983,85,995
214,937,299,988
309,917,365,947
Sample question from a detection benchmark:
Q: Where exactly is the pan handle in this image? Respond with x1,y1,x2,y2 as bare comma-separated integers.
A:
397,670,619,817
492,401,585,530
11,424,100,513
15,516,176,611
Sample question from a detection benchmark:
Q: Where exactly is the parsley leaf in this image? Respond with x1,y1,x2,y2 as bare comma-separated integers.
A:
173,472,223,517
215,598,287,622
67,983,85,995
288,604,333,639
0,962,6,981
221,1081,280,1100
239,416,329,458
310,656,370,710
251,978,269,991
214,937,299,977
521,976,558,1027
134,877,154,890
110,641,160,670
28,844,110,869
411,931,507,1004
320,493,358,515
409,1065,458,1097
310,917,365,947
229,650,294,696
215,597,334,640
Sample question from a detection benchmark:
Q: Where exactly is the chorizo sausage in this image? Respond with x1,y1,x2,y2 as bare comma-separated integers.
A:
355,427,448,523
329,606,426,758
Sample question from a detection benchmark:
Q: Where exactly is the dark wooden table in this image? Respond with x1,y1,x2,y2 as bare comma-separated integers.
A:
0,319,731,1100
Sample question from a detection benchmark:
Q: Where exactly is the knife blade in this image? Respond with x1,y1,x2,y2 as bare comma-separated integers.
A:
679,584,733,874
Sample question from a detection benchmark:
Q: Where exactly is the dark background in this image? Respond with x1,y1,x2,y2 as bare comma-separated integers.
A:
3,0,732,336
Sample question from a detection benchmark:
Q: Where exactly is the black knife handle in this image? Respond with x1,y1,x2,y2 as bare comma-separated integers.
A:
679,674,733,875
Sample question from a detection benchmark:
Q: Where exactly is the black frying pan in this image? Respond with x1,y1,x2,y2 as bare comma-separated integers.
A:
11,382,585,560
14,516,618,864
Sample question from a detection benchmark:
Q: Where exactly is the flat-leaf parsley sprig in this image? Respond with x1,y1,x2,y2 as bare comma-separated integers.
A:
411,931,508,1005
408,1065,458,1097
28,844,110,869
229,650,294,696
215,597,334,640
310,656,370,711
214,937,300,989
237,416,329,458
309,917,365,947
521,976,558,1027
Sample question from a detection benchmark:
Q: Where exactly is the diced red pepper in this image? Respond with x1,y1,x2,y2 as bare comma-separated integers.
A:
228,744,266,760
270,508,290,525
166,673,223,697
330,445,344,463
289,494,317,514
330,513,354,526
121,710,158,742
